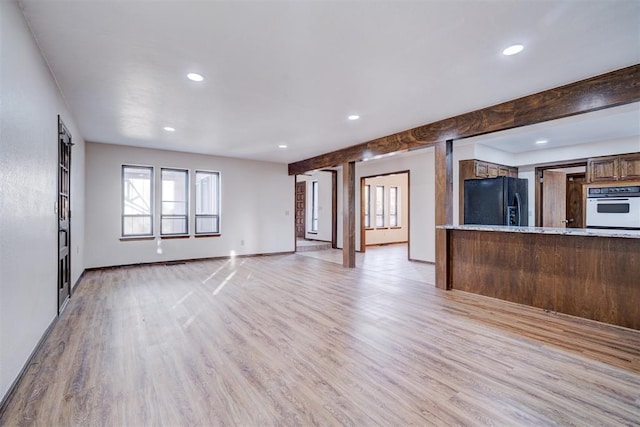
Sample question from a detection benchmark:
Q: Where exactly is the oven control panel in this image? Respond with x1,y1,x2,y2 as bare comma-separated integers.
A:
588,186,640,198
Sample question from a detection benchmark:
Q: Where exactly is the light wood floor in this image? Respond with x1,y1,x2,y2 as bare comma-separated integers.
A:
2,245,639,426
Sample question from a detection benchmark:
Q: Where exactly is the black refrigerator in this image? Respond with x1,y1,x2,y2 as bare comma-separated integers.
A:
464,176,528,226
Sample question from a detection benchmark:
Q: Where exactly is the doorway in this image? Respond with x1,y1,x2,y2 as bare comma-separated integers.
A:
536,162,587,228
295,171,337,251
58,116,72,313
360,171,410,256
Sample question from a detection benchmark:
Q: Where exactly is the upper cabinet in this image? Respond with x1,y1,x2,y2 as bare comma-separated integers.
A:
587,153,640,182
472,160,518,179
620,154,640,181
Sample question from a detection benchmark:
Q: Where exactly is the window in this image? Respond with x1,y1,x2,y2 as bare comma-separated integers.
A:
364,184,371,228
195,170,220,234
161,168,188,235
122,165,153,236
311,181,319,232
389,186,399,227
375,185,384,227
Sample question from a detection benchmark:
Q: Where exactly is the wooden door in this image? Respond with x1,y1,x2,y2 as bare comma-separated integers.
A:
566,174,586,228
542,170,566,227
58,117,72,312
295,181,306,238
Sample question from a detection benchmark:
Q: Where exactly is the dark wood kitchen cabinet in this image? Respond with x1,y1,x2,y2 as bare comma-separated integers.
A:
458,159,518,223
587,152,640,182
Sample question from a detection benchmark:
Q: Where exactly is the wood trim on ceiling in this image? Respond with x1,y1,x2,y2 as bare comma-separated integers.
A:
288,64,640,175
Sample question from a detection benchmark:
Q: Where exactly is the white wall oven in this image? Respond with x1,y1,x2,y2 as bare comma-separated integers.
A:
586,185,640,229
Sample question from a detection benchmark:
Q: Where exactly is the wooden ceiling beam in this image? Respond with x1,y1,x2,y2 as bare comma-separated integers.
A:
288,64,640,175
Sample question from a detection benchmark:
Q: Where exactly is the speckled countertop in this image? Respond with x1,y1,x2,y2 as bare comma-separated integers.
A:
438,224,640,239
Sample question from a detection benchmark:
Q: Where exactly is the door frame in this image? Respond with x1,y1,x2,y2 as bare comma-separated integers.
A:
57,116,72,314
534,161,586,227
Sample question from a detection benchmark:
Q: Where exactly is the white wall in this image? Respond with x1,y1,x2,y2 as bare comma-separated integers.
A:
85,142,294,268
0,0,86,402
296,172,333,242
364,173,409,245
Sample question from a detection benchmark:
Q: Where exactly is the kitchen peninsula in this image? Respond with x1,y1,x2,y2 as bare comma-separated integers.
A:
441,225,640,330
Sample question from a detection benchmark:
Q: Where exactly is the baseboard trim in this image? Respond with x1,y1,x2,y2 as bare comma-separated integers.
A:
1,267,88,414
85,251,295,271
408,257,435,265
0,315,58,416
301,237,331,243
365,241,409,247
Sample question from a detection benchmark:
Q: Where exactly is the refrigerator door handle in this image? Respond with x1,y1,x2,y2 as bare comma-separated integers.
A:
515,192,523,226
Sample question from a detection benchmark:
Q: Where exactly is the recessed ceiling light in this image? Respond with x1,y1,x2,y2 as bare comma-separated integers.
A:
348,115,360,120
163,126,175,132
278,144,287,149
535,139,548,145
502,44,524,56
187,72,204,82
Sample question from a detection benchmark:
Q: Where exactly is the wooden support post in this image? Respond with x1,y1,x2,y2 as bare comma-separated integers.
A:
435,140,453,289
342,161,356,268
330,170,338,249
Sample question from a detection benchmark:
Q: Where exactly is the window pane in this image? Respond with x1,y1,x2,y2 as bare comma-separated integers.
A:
162,201,187,215
162,169,188,215
376,186,384,227
122,166,153,236
390,187,397,214
196,171,219,215
162,217,187,234
161,169,188,235
123,167,152,215
196,216,219,234
123,216,151,235
390,187,398,227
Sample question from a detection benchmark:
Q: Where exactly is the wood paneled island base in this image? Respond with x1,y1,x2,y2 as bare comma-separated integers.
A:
447,226,640,330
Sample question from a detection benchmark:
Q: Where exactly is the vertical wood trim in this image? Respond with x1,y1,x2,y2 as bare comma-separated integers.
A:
407,171,411,261
294,177,298,249
435,140,453,290
342,161,356,268
535,169,543,227
328,170,338,249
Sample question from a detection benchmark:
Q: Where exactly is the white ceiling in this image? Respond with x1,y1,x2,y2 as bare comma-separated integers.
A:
466,101,640,153
19,0,640,164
